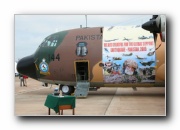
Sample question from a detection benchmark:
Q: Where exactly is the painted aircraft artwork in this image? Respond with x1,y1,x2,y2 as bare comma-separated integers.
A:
123,37,131,41
138,35,152,40
17,15,166,97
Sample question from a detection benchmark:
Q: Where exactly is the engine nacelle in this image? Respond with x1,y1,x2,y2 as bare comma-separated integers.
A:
142,15,166,42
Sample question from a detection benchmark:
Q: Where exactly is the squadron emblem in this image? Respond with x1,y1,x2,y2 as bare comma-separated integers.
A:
39,58,49,73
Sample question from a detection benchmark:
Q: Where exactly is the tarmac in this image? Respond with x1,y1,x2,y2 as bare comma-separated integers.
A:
14,77,165,116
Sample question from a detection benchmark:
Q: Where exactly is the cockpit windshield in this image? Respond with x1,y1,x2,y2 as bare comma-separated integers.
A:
40,35,58,47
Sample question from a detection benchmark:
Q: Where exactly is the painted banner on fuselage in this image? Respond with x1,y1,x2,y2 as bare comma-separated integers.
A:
102,26,156,83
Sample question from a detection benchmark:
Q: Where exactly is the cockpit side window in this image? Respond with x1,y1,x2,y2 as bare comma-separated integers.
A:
40,35,58,47
50,40,57,46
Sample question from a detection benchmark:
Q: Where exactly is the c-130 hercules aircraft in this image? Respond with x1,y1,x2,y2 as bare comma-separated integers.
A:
17,15,165,97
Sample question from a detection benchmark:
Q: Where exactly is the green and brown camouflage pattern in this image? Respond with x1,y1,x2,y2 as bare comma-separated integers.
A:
18,27,165,87
31,27,165,87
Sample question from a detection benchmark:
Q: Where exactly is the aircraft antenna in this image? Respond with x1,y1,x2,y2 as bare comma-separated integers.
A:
85,15,87,28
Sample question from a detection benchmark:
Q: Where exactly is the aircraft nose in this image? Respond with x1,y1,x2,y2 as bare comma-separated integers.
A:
17,54,37,79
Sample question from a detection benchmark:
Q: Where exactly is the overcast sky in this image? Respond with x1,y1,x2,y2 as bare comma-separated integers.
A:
15,15,152,62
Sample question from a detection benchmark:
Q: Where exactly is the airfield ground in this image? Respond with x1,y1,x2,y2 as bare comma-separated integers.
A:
15,77,165,116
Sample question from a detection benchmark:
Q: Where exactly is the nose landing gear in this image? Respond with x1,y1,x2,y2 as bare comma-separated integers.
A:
59,85,75,95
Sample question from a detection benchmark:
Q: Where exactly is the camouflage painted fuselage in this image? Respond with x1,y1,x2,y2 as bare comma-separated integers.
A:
17,27,165,87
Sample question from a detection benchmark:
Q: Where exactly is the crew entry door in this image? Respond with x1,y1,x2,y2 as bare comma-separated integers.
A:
74,61,90,97
75,61,89,81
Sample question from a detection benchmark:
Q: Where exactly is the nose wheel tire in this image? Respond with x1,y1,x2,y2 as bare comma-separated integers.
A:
59,85,75,95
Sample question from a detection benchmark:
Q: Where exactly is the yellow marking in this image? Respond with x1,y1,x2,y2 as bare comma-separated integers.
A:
74,61,77,81
40,71,50,75
34,58,38,63
35,63,39,71
34,58,39,70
